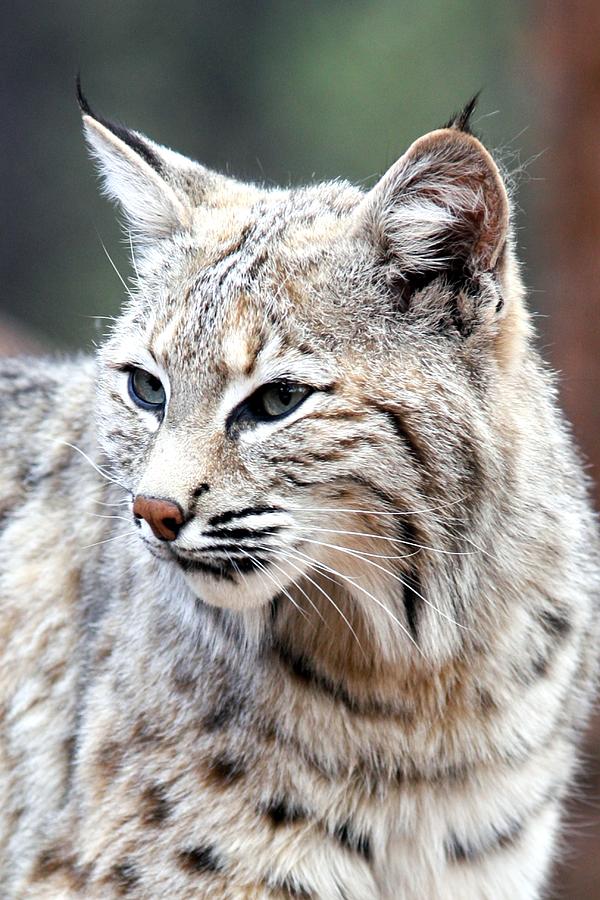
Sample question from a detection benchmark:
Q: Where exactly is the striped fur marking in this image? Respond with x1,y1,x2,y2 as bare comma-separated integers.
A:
332,819,373,862
208,506,284,528
446,818,524,864
271,637,414,720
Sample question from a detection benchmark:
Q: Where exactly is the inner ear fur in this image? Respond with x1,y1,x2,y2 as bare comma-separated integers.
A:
358,128,510,281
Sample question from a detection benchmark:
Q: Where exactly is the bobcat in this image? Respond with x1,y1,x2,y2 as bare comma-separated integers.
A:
0,90,597,899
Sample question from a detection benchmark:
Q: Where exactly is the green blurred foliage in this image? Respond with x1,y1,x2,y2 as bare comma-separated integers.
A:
1,0,531,349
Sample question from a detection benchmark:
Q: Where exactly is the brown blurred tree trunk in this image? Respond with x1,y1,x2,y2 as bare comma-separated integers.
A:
537,1,600,503
535,4,600,899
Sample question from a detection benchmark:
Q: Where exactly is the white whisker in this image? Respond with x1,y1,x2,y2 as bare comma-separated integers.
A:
82,531,138,550
293,535,467,631
256,552,326,624
128,229,140,280
59,441,130,493
295,526,473,558
289,495,468,518
97,234,136,303
287,546,426,658
270,547,365,656
239,549,310,623
90,513,132,524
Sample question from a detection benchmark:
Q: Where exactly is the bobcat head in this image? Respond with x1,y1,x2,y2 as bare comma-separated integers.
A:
82,87,526,660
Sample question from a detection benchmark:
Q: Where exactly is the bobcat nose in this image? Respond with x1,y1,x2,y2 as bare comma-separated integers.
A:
133,495,185,541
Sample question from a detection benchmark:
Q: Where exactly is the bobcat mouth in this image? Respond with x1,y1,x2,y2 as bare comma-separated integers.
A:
172,534,281,581
169,512,288,581
138,505,292,583
174,553,268,581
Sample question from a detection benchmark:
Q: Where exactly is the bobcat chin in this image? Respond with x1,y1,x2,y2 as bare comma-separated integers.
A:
0,89,597,899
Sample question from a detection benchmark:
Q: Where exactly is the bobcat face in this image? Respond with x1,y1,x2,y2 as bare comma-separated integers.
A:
97,207,403,611
86,93,519,642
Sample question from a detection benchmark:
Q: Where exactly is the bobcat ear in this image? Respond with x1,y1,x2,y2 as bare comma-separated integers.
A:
356,115,509,292
78,82,193,241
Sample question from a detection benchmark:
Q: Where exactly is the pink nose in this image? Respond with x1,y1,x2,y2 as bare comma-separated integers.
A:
133,495,184,541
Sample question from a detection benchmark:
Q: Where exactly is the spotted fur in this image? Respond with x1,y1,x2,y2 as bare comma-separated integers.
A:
0,97,598,899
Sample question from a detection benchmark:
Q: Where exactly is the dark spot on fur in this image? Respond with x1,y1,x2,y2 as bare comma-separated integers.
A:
402,570,421,644
205,754,245,787
140,783,171,825
332,820,372,862
172,663,196,692
246,247,269,282
131,715,159,745
178,844,223,874
202,525,281,536
370,403,429,475
176,556,236,581
64,734,77,765
32,847,69,878
538,608,572,640
202,691,245,731
32,847,88,889
475,686,498,713
263,797,307,827
208,505,284,529
111,860,139,894
93,635,114,666
531,655,550,678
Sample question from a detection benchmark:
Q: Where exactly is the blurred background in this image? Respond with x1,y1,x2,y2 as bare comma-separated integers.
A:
1,1,599,895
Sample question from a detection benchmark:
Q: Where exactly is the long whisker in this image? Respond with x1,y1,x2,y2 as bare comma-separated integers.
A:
270,547,365,656
288,495,468,518
257,552,326,624
292,535,467,631
82,531,139,550
90,513,132,524
240,549,310,623
58,441,130,493
97,233,136,303
128,229,140,281
287,546,426,659
297,525,475,557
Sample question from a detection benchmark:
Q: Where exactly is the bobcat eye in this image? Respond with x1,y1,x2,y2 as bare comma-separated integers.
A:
252,381,311,419
127,368,166,411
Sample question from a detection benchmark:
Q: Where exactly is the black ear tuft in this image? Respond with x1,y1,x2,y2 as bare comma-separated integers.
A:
76,73,93,116
443,93,480,134
76,76,163,175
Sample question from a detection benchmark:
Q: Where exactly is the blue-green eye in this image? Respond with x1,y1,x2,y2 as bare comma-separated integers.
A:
128,368,166,411
253,381,311,419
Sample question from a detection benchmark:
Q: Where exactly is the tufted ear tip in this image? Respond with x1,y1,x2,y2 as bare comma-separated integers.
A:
442,93,481,134
76,72,92,116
